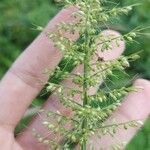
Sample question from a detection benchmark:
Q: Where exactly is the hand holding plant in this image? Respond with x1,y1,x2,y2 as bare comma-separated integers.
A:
0,1,150,150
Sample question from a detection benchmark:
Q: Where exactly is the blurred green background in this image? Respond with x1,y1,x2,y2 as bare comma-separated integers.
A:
0,0,149,149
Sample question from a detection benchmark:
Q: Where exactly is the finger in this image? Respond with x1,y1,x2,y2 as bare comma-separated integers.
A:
89,79,150,150
0,6,79,130
17,30,125,149
97,30,125,60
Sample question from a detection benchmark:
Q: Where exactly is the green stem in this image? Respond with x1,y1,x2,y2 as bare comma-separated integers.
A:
83,49,89,106
81,140,86,150
81,31,90,150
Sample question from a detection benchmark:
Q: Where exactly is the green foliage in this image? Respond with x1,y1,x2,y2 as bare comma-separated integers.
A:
0,0,58,78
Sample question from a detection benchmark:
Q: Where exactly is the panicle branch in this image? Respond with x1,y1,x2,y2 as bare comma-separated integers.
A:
33,1,144,149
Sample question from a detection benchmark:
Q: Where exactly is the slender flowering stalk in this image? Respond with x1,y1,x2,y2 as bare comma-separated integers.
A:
33,0,145,149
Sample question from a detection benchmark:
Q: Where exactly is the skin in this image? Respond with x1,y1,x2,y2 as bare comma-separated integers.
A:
0,7,150,150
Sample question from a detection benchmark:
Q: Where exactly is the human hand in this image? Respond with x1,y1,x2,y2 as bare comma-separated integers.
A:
0,7,150,150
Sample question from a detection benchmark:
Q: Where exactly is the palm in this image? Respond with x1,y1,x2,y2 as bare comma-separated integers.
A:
0,7,150,150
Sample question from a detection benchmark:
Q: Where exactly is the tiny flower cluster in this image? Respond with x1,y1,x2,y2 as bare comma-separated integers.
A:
34,0,143,150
